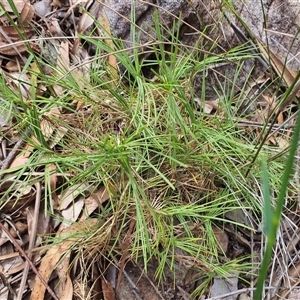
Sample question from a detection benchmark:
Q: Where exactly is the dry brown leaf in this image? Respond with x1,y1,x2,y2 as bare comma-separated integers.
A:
0,180,36,213
0,271,9,299
13,221,28,235
29,209,52,245
9,143,34,168
58,196,85,227
57,41,91,96
212,227,228,254
0,39,39,56
0,41,28,55
8,72,31,98
257,39,300,97
102,279,116,300
4,59,22,72
27,206,45,249
20,2,35,25
238,293,251,300
57,41,69,72
77,11,94,34
277,109,284,125
57,274,73,300
39,108,69,148
62,0,91,25
0,24,31,58
0,26,34,41
55,250,73,299
71,12,94,55
268,136,289,149
261,94,284,129
290,69,299,79
9,135,49,171
50,0,63,7
52,126,69,147
72,1,100,54
30,219,98,300
0,0,26,13
80,186,110,221
77,0,100,34
48,19,64,36
262,94,275,108
224,226,251,250
71,38,80,55
0,243,20,279
203,100,219,114
9,108,67,170
4,258,25,275
267,136,276,146
70,49,91,92
260,94,284,143
261,95,284,138
59,183,89,210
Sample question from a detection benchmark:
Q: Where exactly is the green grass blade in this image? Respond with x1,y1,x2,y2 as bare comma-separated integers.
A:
254,109,300,300
261,161,272,236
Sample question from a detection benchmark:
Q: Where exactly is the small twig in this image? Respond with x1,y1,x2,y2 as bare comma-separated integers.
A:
18,182,42,299
205,286,283,300
0,138,6,159
122,269,139,291
204,112,297,131
177,286,192,300
136,264,165,300
245,83,300,177
237,110,298,132
0,222,59,300
0,245,47,261
111,255,143,300
0,269,16,296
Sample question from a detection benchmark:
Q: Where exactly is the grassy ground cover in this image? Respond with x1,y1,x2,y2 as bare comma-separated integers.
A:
0,1,299,299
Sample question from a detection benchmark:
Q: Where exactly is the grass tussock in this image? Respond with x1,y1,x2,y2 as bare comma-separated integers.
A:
0,2,299,299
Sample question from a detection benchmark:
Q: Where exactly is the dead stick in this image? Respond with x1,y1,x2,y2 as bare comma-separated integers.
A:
0,222,59,300
245,79,300,177
18,182,42,299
